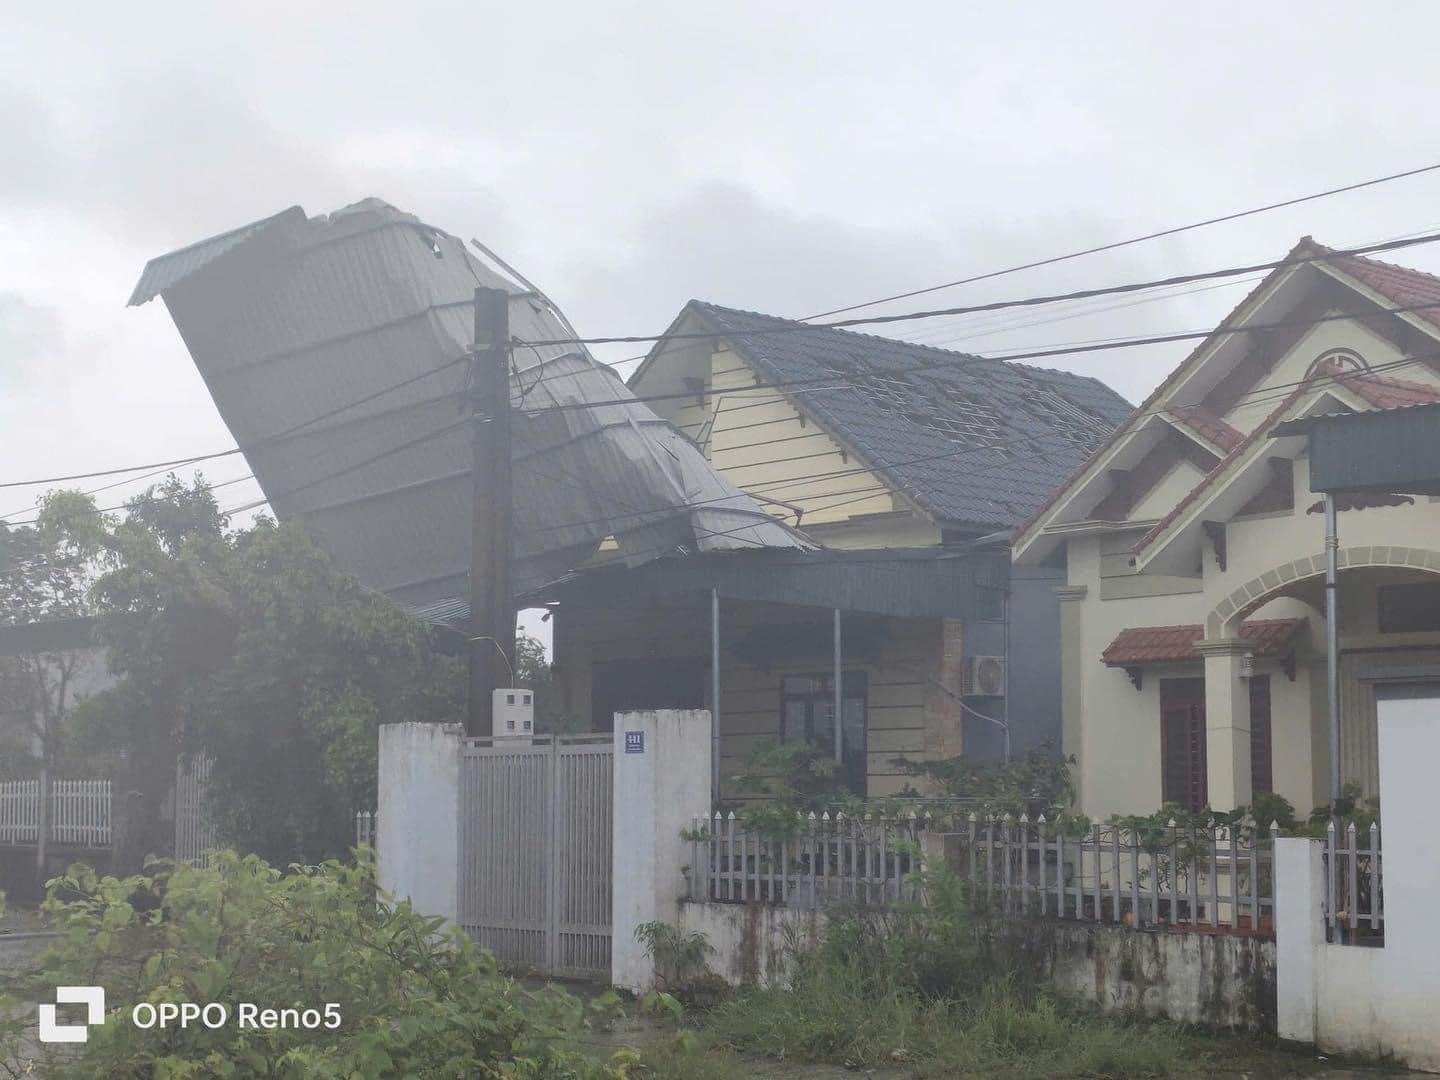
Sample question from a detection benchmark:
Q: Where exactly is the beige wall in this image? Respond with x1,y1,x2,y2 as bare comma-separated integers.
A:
1062,449,1440,820
555,601,943,799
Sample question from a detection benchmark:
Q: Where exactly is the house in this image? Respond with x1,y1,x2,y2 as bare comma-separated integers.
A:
533,302,1133,796
1013,239,1440,820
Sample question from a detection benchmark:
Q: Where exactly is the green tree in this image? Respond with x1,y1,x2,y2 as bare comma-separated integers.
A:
0,496,95,776
47,476,464,868
515,630,573,734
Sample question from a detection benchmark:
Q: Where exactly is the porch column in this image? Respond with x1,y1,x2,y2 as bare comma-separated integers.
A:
1197,639,1253,810
1055,586,1087,807
923,619,965,763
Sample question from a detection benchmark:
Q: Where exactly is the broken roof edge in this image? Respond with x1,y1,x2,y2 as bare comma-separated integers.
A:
128,205,308,306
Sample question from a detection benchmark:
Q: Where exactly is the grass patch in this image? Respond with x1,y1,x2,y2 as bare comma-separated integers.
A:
702,972,1319,1079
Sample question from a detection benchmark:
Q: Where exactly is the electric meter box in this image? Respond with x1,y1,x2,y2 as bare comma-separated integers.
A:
492,688,535,737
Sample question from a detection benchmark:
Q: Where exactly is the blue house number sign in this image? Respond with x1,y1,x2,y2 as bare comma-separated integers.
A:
624,731,645,754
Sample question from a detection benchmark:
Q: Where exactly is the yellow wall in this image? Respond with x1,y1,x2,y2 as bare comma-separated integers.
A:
650,344,923,537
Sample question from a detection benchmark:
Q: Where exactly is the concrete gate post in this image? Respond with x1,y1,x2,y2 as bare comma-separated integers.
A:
1274,836,1325,1044
610,709,713,992
377,722,462,923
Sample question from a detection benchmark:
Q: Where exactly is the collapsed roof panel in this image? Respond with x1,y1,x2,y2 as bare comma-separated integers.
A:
131,199,809,609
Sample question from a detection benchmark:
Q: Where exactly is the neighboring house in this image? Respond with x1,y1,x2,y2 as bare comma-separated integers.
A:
0,616,114,766
1013,238,1440,820
535,302,1132,796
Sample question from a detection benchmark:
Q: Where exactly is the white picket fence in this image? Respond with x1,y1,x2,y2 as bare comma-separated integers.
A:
0,779,112,846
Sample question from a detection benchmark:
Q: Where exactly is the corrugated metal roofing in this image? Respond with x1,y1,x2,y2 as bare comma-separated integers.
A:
1274,400,1440,496
676,302,1135,530
130,199,809,615
128,206,307,306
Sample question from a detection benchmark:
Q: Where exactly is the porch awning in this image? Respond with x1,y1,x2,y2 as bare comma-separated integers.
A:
1101,618,1305,667
520,545,1011,621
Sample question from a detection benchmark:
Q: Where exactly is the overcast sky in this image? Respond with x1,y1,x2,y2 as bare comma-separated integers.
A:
5,2,1440,643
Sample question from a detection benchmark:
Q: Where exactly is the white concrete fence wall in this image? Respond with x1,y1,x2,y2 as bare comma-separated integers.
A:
1276,685,1440,1072
377,712,711,992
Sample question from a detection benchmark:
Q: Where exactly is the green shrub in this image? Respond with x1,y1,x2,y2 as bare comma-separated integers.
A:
0,852,631,1078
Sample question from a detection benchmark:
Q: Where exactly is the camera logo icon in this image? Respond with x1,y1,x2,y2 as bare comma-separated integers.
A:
38,986,106,1043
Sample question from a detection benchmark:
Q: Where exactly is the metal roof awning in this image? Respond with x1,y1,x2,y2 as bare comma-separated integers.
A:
521,546,1011,621
1273,402,1440,495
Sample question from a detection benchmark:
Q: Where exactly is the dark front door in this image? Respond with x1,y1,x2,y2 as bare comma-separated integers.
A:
1160,677,1207,811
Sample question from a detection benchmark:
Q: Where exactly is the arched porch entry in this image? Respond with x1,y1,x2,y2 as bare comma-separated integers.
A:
1199,546,1440,810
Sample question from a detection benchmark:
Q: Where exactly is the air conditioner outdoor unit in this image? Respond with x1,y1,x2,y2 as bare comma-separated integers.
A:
963,656,1007,698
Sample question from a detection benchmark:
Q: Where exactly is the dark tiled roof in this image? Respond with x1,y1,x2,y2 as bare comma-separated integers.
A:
684,302,1135,530
1101,618,1305,666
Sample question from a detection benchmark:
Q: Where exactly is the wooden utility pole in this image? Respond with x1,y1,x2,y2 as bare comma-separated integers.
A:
467,287,515,737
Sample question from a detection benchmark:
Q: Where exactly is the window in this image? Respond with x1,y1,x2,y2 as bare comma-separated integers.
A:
1249,675,1272,795
1378,583,1440,634
781,672,868,797
1160,678,1207,811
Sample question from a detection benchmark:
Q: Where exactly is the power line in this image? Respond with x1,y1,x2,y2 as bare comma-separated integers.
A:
9,300,1440,531
7,224,1437,500
509,231,1440,349
516,297,1440,417
801,160,1440,320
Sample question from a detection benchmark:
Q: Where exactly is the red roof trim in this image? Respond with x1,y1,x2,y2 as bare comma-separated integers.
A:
1164,404,1244,452
1102,618,1305,667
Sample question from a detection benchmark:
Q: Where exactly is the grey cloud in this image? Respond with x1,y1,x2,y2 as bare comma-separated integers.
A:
0,292,62,389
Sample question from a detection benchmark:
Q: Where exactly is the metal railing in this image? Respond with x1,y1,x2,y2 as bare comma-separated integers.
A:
960,815,1276,934
1323,819,1383,944
689,812,925,908
0,779,112,847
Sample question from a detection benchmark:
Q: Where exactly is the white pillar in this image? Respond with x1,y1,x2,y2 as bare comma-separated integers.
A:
377,722,462,923
1274,837,1325,1044
611,709,713,992
1198,640,1253,810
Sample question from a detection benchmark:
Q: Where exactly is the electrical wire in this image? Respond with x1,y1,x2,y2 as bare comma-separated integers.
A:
800,159,1440,320
508,231,1440,349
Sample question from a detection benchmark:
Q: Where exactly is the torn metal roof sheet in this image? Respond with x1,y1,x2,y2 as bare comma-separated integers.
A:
131,198,809,612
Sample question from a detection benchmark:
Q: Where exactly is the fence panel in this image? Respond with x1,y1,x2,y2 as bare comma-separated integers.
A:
691,813,925,909
174,756,219,865
962,816,1276,935
0,780,40,843
1324,819,1383,944
0,779,112,846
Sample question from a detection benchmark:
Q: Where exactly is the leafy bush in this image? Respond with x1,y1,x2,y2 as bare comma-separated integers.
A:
0,852,631,1078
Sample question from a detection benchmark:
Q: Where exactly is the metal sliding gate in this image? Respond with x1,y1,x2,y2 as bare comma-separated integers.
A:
458,734,613,979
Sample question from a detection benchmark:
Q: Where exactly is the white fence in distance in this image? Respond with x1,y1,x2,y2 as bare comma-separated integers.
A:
0,779,112,846
355,809,378,849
